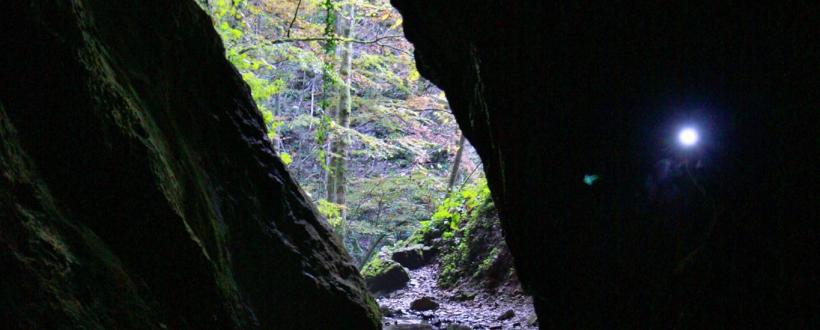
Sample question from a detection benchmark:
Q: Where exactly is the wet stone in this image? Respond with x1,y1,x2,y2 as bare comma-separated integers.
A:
378,264,537,329
410,297,440,311
453,290,477,301
392,244,436,269
497,309,515,321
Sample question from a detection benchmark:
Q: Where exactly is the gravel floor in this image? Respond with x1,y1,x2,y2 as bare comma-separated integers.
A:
379,264,537,330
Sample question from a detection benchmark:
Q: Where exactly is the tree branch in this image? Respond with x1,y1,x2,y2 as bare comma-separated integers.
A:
238,35,405,54
286,0,303,39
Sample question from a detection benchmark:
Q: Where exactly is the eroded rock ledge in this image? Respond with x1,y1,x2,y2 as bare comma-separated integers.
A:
1,1,378,328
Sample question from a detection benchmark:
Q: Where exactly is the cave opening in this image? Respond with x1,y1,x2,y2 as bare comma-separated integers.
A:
4,0,814,328
202,0,536,328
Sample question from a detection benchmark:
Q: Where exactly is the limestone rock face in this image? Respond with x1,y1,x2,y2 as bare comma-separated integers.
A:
0,1,378,328
393,0,817,328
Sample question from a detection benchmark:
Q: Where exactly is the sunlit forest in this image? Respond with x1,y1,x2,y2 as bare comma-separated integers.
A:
202,0,483,266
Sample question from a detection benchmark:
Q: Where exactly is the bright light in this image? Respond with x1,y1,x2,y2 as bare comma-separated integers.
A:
678,127,699,147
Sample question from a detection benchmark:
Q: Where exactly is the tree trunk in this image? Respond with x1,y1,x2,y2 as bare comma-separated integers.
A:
330,3,355,219
324,105,337,201
322,2,339,202
447,133,466,194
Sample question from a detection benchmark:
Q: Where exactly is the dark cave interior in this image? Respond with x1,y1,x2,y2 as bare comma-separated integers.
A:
1,1,817,329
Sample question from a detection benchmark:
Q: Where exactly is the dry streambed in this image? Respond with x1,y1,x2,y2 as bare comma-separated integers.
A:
379,264,537,330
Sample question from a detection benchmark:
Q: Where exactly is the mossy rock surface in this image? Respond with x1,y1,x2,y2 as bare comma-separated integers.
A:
362,258,410,294
389,182,514,289
391,244,436,269
437,202,514,288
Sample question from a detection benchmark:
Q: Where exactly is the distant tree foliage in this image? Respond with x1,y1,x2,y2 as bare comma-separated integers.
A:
203,0,482,265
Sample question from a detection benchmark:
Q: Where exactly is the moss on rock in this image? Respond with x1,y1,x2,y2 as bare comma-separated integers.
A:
389,181,515,289
436,200,514,288
361,258,410,294
391,244,436,269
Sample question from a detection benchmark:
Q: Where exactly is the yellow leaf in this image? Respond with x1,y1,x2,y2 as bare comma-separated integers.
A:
389,18,403,30
279,152,293,165
408,69,420,82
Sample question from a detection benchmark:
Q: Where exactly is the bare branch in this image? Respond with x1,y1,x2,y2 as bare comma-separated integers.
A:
286,0,303,39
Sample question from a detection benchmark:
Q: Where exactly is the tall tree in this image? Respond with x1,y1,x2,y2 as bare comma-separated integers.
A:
327,2,355,223
323,0,339,203
204,0,480,263
334,3,355,220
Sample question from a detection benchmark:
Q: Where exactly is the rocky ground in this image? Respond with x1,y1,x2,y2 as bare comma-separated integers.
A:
379,264,537,330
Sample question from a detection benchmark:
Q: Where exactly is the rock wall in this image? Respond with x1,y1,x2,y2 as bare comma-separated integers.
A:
393,1,818,328
1,1,378,328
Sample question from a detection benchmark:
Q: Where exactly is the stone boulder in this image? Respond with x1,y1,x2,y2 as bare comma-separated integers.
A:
497,309,515,321
409,297,440,311
362,258,410,294
391,244,436,269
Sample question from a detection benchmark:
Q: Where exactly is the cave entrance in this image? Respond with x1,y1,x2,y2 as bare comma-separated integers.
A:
202,0,535,328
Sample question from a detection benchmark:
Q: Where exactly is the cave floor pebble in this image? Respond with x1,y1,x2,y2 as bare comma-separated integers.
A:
379,264,537,330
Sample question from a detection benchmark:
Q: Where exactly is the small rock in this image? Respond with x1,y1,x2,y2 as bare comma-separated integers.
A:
497,309,515,321
447,324,472,330
380,305,394,317
453,290,477,301
489,325,503,330
410,296,440,311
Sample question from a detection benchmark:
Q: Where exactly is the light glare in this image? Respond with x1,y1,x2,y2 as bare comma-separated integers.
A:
678,128,699,147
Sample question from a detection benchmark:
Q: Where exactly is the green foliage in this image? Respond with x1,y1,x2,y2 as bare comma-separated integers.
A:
360,256,391,279
360,256,406,284
408,179,491,246
204,0,482,266
211,0,286,139
322,0,338,53
474,247,501,278
279,152,293,165
343,168,447,264
317,199,344,229
393,180,495,288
